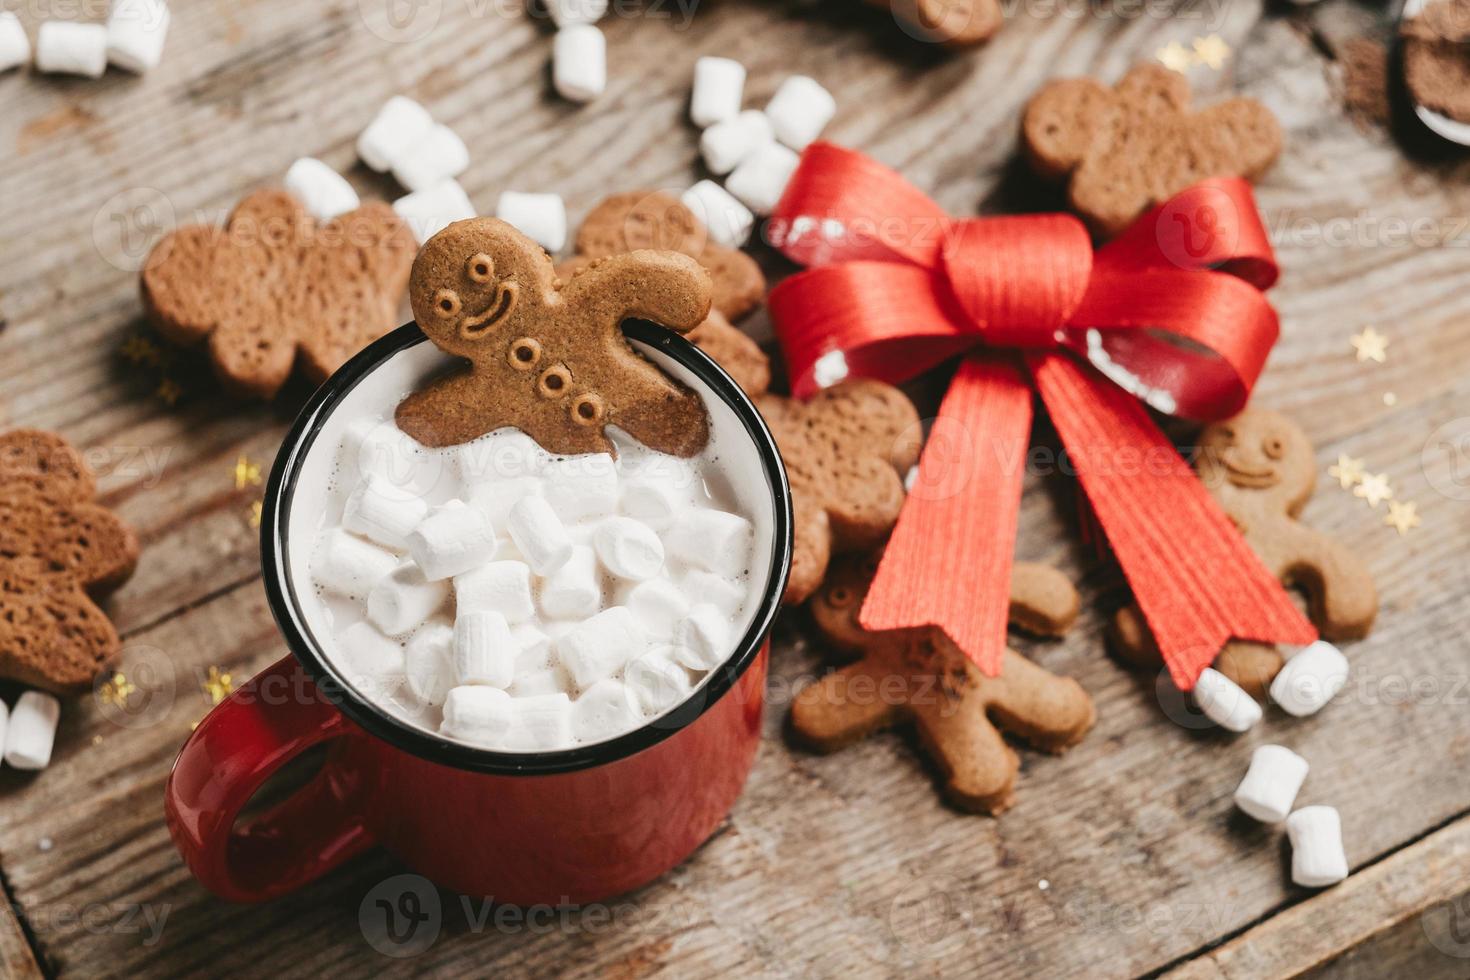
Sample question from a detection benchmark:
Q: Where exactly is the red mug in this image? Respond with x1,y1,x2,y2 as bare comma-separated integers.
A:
165,321,793,904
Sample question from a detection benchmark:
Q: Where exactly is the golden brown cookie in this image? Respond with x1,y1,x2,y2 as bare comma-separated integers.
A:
871,0,1002,47
1108,408,1378,696
141,189,417,399
793,552,1094,815
1022,63,1282,236
397,218,714,457
1402,0,1470,124
0,430,140,695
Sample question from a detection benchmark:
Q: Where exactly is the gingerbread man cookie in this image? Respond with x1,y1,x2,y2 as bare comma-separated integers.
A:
142,189,417,399
0,430,140,695
1022,63,1282,236
397,218,714,457
1109,409,1377,697
793,552,1095,814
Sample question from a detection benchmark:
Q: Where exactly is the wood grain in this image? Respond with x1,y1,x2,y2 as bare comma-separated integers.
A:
1,0,1469,976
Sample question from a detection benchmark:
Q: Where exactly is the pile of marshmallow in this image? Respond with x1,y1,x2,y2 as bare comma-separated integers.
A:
0,692,62,773
311,422,754,752
0,1,169,78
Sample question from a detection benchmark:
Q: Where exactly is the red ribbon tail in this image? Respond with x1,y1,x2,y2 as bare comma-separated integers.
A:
1029,353,1318,691
860,354,1032,676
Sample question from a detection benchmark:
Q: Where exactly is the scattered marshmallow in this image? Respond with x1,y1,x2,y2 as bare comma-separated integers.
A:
683,569,746,618
546,0,609,26
540,545,602,620
405,622,454,706
0,14,29,73
1192,667,1261,733
495,192,568,254
691,56,745,127
505,693,574,751
341,622,406,685
594,517,665,581
1270,641,1349,718
392,123,471,194
766,75,836,150
393,179,476,245
4,692,59,771
621,461,697,529
726,141,800,216
284,157,362,223
506,495,573,575
442,685,514,741
106,0,171,74
407,500,498,581
36,21,107,78
313,529,398,598
558,607,648,689
453,611,514,688
664,509,753,578
1287,805,1349,887
359,96,434,173
367,561,449,636
455,560,535,623
626,647,694,714
625,578,691,639
344,477,429,550
543,455,618,522
553,24,605,103
1234,745,1310,823
681,180,754,249
700,109,774,176
573,679,641,742
673,602,730,670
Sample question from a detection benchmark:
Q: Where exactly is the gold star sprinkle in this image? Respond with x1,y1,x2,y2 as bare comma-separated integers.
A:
1351,327,1389,363
98,672,136,707
120,336,161,366
1385,499,1421,535
1157,41,1193,74
155,378,182,406
1354,472,1394,508
248,499,263,529
202,666,234,705
1192,34,1231,70
1329,454,1367,489
233,455,262,490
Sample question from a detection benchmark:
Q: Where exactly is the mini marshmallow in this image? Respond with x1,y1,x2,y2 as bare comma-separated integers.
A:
540,545,602,620
621,461,697,529
766,75,836,150
455,610,516,688
1234,744,1310,823
572,679,641,742
625,578,690,639
344,476,429,550
1287,805,1349,887
468,476,543,533
681,180,754,249
594,517,665,581
313,529,398,598
405,622,454,706
543,455,618,522
393,179,476,245
0,13,31,73
407,500,498,581
700,110,774,176
691,56,746,127
553,25,605,103
392,124,471,194
726,141,800,216
1192,668,1262,733
36,21,107,78
505,693,574,751
442,685,514,742
506,495,573,575
106,0,170,74
346,419,427,490
367,561,449,636
284,158,361,222
626,647,694,714
682,570,746,618
4,692,59,771
664,509,753,578
456,560,536,624
512,624,552,670
359,96,435,173
1270,641,1349,717
674,602,730,670
341,622,406,685
495,192,568,253
558,607,648,689
511,668,569,698
546,0,609,26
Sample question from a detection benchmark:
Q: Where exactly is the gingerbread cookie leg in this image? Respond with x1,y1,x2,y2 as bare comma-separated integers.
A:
1283,535,1378,641
791,659,907,750
912,689,1020,814
1108,604,1282,699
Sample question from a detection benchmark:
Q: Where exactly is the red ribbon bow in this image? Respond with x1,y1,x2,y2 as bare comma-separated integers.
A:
766,143,1317,690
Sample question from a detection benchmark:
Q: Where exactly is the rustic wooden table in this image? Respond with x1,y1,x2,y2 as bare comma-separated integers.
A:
2,0,1469,976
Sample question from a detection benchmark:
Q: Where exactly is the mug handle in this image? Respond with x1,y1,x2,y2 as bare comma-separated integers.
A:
164,656,378,902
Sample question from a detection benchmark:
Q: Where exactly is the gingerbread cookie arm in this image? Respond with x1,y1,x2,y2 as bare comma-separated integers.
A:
0,429,93,502
1009,562,1080,637
912,688,1019,814
0,570,122,695
140,225,229,348
395,369,505,449
560,251,713,337
988,650,1096,753
791,655,907,750
1282,531,1378,641
784,495,834,606
686,311,771,397
1193,100,1284,179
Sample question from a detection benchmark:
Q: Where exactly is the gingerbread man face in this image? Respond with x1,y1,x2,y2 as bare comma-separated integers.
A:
794,551,1094,815
142,190,417,399
1023,63,1282,236
0,430,139,695
1196,408,1316,514
397,218,714,458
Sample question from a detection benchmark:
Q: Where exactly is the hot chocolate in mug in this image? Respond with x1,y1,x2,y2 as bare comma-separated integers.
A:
164,320,793,904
